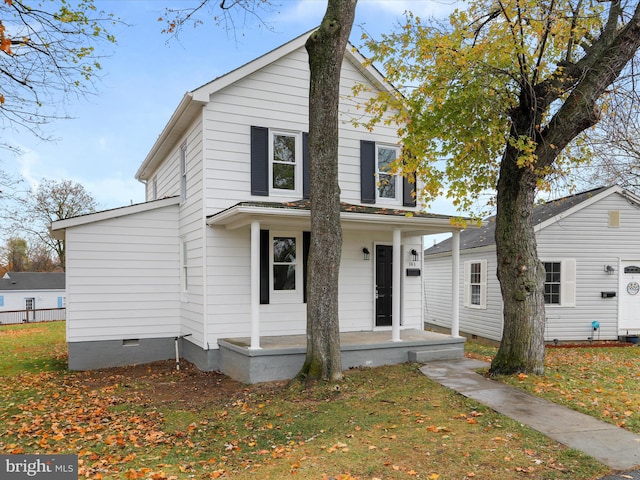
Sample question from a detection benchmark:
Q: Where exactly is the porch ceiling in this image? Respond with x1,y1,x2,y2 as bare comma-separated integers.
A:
206,200,469,235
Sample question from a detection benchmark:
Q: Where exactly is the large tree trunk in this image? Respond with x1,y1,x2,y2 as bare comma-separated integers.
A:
489,2,640,375
297,0,356,382
490,139,547,376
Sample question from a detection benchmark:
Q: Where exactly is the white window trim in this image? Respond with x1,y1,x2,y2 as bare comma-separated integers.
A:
180,238,189,297
543,258,576,308
463,259,487,309
269,130,302,196
269,231,302,303
375,144,400,205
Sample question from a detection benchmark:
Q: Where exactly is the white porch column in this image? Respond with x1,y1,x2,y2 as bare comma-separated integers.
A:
250,220,261,349
451,230,461,338
392,228,402,342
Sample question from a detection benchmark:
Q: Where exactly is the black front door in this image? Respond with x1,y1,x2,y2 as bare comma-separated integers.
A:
375,245,393,327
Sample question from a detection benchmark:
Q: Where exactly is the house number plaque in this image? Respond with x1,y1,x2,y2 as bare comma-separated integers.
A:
627,281,640,295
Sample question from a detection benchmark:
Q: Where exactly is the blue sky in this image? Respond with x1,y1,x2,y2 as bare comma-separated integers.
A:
3,0,459,212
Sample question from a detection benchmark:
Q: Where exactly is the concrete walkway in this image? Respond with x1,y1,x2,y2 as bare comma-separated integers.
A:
420,358,640,473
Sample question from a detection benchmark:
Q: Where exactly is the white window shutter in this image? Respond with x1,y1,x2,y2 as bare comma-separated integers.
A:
560,259,576,307
480,259,488,309
463,261,470,307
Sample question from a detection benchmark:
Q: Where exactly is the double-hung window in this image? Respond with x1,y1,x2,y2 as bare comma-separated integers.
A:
543,262,561,305
270,131,300,194
376,145,399,202
270,232,301,301
464,260,487,309
543,260,575,306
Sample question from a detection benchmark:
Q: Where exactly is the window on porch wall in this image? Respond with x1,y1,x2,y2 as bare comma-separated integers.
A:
260,230,310,305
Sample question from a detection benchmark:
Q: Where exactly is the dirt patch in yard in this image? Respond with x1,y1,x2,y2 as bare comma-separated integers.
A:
74,359,286,410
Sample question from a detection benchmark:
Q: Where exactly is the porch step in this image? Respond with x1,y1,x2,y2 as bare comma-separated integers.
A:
408,346,463,363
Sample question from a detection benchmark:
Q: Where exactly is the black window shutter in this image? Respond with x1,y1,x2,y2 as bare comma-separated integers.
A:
403,171,417,207
303,132,310,199
360,140,376,204
303,231,310,303
251,126,269,196
260,229,269,304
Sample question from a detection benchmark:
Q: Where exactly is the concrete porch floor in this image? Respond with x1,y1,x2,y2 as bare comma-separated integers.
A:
218,329,465,383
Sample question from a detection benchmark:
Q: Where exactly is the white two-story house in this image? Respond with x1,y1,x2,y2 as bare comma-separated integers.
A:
51,31,467,382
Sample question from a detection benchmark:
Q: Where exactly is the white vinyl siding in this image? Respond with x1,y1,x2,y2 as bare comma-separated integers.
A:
200,44,414,213
64,203,181,342
425,190,640,343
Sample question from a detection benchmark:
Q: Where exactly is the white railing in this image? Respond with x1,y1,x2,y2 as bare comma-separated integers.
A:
0,308,66,325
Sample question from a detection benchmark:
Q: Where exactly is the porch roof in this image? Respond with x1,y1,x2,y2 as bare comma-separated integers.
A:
206,200,468,235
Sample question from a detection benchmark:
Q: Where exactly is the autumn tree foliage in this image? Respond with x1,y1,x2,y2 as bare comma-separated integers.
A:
0,0,116,148
10,179,98,269
361,0,640,374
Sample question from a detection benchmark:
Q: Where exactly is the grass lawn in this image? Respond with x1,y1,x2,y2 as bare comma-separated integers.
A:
466,342,640,434
0,322,622,479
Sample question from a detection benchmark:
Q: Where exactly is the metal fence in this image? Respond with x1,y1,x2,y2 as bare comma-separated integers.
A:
0,308,66,325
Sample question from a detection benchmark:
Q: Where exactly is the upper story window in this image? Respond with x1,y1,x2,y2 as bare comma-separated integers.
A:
251,126,308,198
376,145,399,201
180,143,187,202
271,131,300,193
360,140,415,207
152,176,158,201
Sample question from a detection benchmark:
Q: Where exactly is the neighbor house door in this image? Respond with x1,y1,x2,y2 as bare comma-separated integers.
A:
375,245,393,327
620,262,640,333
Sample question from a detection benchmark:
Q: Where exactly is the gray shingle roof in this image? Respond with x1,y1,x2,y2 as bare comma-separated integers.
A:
0,272,65,291
425,186,611,255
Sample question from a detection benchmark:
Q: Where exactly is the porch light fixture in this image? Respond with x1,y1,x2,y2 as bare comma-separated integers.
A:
362,247,370,261
411,249,419,262
604,265,615,275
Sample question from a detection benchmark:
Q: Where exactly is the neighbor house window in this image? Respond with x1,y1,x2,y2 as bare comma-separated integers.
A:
543,262,561,304
0,295,4,307
25,298,35,310
464,260,487,309
376,145,399,201
180,143,187,202
270,131,301,194
542,259,576,307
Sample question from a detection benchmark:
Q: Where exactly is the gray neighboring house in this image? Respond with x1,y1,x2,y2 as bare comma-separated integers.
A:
0,272,66,312
424,185,640,343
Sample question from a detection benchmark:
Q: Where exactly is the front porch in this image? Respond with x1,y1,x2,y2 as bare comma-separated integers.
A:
218,329,465,383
